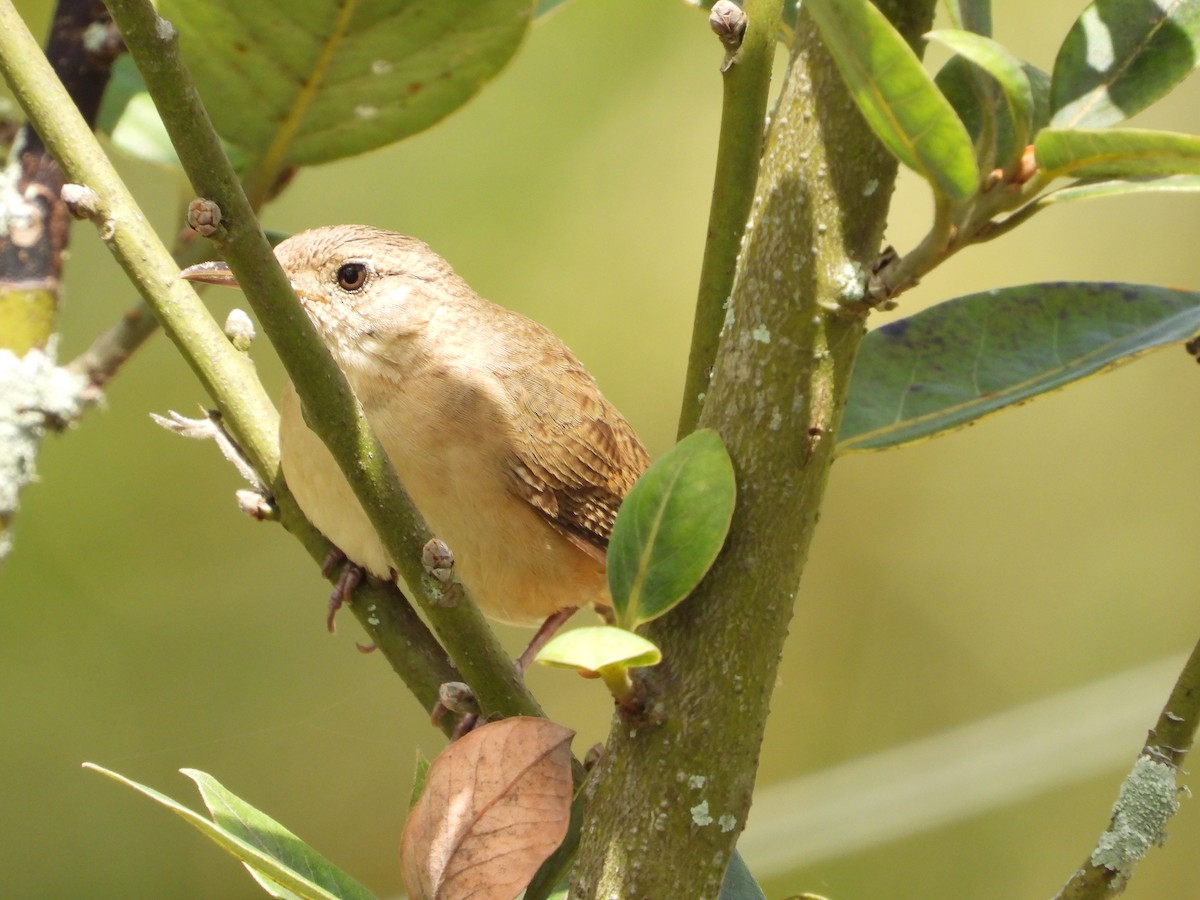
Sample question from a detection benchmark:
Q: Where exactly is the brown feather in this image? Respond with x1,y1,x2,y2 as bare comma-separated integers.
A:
500,349,649,559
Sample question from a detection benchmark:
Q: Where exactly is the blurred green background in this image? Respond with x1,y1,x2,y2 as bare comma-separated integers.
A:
4,0,1200,897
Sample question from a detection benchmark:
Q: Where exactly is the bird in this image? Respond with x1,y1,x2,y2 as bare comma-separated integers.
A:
181,225,650,665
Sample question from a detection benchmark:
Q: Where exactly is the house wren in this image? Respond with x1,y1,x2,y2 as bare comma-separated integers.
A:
181,225,649,642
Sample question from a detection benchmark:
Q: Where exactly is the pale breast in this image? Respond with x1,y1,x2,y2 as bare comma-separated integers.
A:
279,381,394,579
278,378,609,625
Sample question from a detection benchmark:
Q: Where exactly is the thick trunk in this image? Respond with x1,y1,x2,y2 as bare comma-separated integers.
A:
571,3,936,896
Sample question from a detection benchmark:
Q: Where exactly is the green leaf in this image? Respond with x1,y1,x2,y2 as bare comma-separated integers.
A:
160,0,532,203
410,750,430,811
806,0,978,200
85,764,375,900
97,57,177,167
1051,0,1200,128
837,282,1200,453
607,429,735,629
942,0,992,37
536,625,663,673
98,56,250,171
937,58,1049,174
1021,64,1053,135
535,0,572,15
537,627,661,706
1036,127,1200,179
183,769,373,900
926,30,1033,160
934,56,998,170
1034,173,1200,207
718,849,768,900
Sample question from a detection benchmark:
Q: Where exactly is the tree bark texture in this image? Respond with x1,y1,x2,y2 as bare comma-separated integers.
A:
571,3,937,897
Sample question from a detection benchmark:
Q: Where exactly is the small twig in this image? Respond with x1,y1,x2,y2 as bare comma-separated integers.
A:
855,161,1052,308
971,171,1057,246
851,193,956,308
65,234,214,390
1054,636,1200,899
150,407,266,490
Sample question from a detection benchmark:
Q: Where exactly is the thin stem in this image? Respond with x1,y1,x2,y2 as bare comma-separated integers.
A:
677,0,784,438
0,0,466,731
872,192,956,301
65,298,158,387
65,234,211,388
972,172,1057,245
874,165,1052,304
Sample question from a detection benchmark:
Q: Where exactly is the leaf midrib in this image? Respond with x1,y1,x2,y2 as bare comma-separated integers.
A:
245,0,363,208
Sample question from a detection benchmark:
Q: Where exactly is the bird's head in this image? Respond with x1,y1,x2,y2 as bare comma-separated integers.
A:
179,224,462,357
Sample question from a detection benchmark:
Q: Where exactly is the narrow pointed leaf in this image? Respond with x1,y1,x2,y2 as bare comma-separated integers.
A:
1051,0,1200,128
183,769,372,900
1036,127,1200,180
926,30,1033,157
1034,173,1200,207
410,750,431,811
536,625,662,673
934,56,999,172
719,849,768,900
806,0,978,200
85,764,372,900
607,429,736,629
1024,64,1053,134
160,0,532,203
837,282,1200,453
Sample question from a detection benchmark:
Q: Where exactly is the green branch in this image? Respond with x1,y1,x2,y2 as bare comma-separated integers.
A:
677,0,784,438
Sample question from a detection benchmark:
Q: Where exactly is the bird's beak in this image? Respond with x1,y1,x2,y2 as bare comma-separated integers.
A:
179,260,240,288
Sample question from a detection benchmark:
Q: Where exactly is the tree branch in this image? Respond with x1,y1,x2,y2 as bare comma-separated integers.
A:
0,0,119,556
572,1,935,895
1055,636,1200,899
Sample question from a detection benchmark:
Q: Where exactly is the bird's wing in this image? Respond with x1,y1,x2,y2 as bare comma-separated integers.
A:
502,356,649,561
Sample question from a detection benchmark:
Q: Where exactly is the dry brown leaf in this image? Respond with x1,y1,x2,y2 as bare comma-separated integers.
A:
399,716,574,900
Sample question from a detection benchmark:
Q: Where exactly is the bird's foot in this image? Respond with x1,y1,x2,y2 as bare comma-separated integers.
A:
515,606,579,674
324,553,363,633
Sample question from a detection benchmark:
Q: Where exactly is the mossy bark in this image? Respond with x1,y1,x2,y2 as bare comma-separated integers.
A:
571,3,937,897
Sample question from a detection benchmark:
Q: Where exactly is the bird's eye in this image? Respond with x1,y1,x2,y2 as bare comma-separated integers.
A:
336,262,368,292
